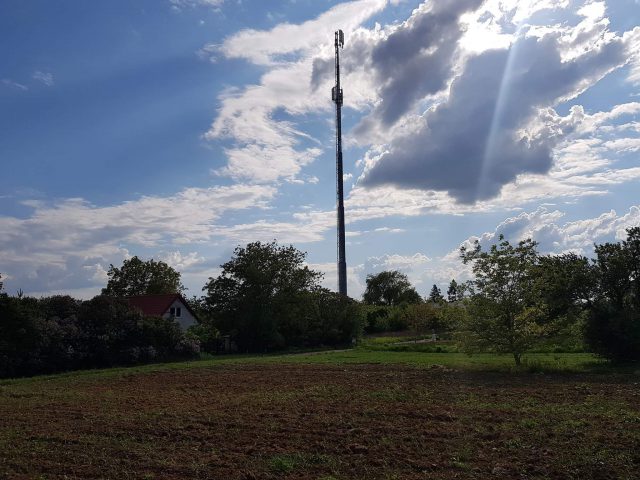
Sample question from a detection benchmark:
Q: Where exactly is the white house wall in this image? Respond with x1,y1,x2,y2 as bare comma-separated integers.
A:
163,299,197,330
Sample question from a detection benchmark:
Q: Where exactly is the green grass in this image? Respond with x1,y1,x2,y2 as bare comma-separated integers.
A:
358,335,430,346
268,454,299,474
0,347,626,387
267,453,336,474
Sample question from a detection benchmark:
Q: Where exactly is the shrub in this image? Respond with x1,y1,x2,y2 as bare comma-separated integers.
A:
585,304,640,362
0,294,43,377
0,294,199,378
187,323,220,353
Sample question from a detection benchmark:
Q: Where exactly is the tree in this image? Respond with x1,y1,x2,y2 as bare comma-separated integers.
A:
76,295,198,368
362,271,422,306
593,229,640,309
403,303,441,337
202,241,323,352
534,253,596,317
585,228,640,362
305,289,364,345
527,253,596,352
447,279,459,302
102,256,185,297
427,284,444,304
459,235,546,366
0,294,42,377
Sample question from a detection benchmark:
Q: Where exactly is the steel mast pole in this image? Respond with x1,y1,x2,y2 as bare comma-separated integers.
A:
333,30,347,296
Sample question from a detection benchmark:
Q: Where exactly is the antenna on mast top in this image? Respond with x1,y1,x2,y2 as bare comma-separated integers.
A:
332,29,347,297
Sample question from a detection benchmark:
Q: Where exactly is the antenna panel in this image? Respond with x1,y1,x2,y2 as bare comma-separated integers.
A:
331,86,343,105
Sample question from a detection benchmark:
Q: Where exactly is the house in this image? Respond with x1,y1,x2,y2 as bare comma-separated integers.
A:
126,294,198,330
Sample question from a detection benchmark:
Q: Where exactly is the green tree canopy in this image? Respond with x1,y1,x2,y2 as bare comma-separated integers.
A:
446,279,457,302
202,241,324,352
362,270,422,306
593,228,640,309
427,284,444,304
102,256,184,297
585,227,640,362
403,303,441,336
459,235,545,365
533,253,596,320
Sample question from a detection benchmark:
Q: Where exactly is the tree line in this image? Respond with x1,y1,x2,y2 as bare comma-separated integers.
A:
2,228,639,377
360,228,640,365
0,242,362,378
0,294,200,378
458,228,640,364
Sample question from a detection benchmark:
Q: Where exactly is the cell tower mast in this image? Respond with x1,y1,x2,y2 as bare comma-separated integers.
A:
332,29,347,296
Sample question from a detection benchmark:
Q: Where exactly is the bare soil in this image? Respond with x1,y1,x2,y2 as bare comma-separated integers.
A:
1,363,639,479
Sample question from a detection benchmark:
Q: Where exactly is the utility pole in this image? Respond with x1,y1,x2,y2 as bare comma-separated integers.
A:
332,29,347,296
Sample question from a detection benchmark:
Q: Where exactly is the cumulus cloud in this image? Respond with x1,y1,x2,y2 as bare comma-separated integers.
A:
6,0,640,300
625,25,640,85
217,0,388,66
308,262,365,298
210,219,328,244
335,97,640,219
201,0,638,203
291,94,640,227
0,185,274,295
159,251,206,272
360,24,631,203
205,65,324,185
348,252,462,298
202,0,391,184
458,204,640,256
354,203,640,298
367,252,431,269
357,0,483,130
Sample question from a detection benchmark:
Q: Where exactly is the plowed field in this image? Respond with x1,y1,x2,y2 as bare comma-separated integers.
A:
1,363,639,479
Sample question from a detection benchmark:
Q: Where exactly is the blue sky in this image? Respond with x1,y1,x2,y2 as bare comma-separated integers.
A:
1,0,639,299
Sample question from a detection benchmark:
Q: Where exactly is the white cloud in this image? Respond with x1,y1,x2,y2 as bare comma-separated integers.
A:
217,0,388,66
360,14,632,202
287,196,640,300
32,71,54,87
202,0,638,207
366,252,430,271
5,0,640,302
456,204,640,256
159,251,206,272
603,138,640,152
211,219,327,244
203,0,390,184
339,251,468,298
408,203,640,297
624,27,640,85
0,184,274,295
1,78,28,91
308,261,366,297
170,0,224,11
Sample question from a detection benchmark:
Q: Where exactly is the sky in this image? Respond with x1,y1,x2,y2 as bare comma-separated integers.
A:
1,0,639,300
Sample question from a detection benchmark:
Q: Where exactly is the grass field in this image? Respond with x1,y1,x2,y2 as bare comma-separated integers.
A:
1,348,639,479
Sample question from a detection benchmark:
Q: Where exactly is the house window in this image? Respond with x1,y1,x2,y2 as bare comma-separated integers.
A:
169,307,182,318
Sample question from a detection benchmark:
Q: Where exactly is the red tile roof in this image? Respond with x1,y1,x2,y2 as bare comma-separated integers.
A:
126,294,197,320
